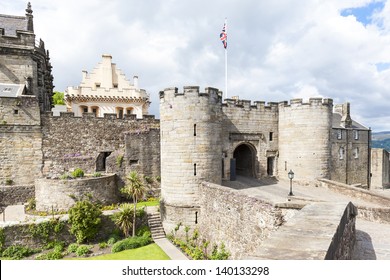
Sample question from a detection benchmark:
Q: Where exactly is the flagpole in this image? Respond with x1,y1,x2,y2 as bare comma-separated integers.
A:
224,18,228,100
225,38,228,100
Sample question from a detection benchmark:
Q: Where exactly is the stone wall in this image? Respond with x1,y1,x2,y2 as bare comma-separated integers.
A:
198,182,284,259
0,95,43,185
35,174,120,211
317,178,390,205
40,112,160,180
159,87,223,234
278,98,333,184
331,128,370,186
371,148,390,189
221,99,279,178
325,202,357,260
0,185,34,209
0,212,147,249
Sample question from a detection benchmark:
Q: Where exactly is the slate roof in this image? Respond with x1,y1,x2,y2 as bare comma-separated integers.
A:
332,112,369,130
0,83,25,97
0,14,29,37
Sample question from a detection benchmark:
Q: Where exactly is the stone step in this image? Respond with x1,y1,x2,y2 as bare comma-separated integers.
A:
147,210,166,240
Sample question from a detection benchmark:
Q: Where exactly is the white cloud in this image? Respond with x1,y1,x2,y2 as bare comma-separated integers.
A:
2,0,390,131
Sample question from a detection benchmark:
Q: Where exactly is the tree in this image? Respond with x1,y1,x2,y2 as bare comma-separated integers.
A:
121,171,146,237
112,203,133,238
52,91,65,105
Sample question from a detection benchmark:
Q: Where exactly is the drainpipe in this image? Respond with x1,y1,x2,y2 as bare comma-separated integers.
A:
368,127,371,189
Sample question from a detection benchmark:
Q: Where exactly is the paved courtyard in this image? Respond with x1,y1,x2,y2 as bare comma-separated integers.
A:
223,176,390,260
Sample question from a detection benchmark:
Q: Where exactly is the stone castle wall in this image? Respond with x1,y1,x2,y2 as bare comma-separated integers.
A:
159,86,223,234
370,148,390,189
35,174,120,211
198,182,285,259
0,96,42,185
221,99,279,178
331,129,370,186
278,98,333,184
40,112,160,180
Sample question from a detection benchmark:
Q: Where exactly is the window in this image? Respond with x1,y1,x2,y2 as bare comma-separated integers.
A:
83,107,88,113
113,84,118,88
269,132,273,141
339,147,345,160
95,83,101,88
354,130,359,140
194,124,197,136
337,129,342,140
353,147,359,159
14,109,18,114
2,87,12,93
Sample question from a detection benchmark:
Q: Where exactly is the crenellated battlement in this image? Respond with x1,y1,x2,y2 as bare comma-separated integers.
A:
160,86,222,104
278,97,333,108
222,98,279,112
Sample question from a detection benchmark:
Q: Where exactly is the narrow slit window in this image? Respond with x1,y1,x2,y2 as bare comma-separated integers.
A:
194,163,197,176
195,212,198,224
194,124,197,136
269,132,273,141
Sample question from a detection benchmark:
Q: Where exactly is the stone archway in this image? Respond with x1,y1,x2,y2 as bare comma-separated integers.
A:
233,143,256,177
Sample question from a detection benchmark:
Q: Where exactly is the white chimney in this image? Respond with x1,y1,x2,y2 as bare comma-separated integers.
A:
133,75,139,89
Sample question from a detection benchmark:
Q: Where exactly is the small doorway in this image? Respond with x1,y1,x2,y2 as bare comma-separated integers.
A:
96,152,112,172
267,157,275,176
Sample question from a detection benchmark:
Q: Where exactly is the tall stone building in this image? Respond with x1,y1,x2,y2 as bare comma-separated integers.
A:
65,54,150,119
0,2,54,112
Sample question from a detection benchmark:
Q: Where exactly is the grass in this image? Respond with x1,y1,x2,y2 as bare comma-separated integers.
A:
137,200,159,208
75,243,170,260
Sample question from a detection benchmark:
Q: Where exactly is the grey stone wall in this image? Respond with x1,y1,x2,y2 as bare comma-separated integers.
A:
0,185,34,209
0,212,147,249
331,128,370,186
221,99,279,178
40,112,160,181
278,98,333,185
0,96,43,186
35,174,121,211
325,202,357,260
198,182,284,259
159,87,223,234
371,148,390,189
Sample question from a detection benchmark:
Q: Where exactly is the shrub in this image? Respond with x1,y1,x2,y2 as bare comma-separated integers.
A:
67,243,79,254
111,232,152,253
25,197,36,211
36,244,64,260
68,200,102,243
71,168,84,178
75,245,92,256
112,203,133,237
99,242,108,249
60,173,71,180
93,172,102,177
2,245,38,260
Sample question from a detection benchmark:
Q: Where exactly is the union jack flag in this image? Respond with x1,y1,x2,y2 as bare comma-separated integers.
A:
220,22,227,49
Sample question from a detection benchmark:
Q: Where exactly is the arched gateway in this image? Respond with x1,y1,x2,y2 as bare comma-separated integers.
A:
233,143,257,178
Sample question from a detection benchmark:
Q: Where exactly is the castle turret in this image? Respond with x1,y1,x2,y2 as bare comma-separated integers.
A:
159,86,223,233
278,98,333,184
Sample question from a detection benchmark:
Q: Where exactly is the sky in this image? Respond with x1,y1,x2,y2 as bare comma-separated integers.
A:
2,0,390,132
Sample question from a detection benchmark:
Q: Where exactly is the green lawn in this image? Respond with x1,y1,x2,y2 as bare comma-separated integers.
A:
76,243,170,260
137,200,159,208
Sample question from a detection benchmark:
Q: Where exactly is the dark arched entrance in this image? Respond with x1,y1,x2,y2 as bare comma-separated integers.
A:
233,144,256,177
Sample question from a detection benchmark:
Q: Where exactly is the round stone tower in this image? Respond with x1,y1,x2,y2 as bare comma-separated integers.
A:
278,98,333,184
159,86,222,233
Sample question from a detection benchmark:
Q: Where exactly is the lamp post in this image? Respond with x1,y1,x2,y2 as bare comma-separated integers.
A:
288,169,294,196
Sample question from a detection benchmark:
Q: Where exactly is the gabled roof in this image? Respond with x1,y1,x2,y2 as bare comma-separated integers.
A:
332,112,369,130
0,83,26,97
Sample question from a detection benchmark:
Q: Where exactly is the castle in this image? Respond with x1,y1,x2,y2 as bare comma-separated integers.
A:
1,3,389,259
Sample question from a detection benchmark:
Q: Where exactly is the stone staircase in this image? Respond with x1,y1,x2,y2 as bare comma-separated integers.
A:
147,209,166,240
